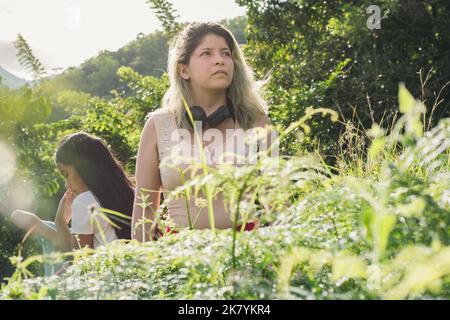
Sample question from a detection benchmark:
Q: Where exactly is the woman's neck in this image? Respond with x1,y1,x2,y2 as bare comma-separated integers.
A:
191,89,227,116
74,185,89,197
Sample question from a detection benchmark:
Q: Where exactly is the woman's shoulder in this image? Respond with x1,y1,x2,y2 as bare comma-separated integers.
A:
144,109,177,131
148,108,176,120
255,112,272,128
72,191,100,208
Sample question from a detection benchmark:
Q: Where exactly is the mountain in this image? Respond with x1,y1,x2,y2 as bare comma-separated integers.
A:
0,65,28,89
0,38,57,88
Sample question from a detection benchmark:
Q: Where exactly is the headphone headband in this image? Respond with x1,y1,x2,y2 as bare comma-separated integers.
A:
184,98,235,129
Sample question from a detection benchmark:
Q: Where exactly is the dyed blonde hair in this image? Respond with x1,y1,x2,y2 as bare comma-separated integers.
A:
161,21,268,130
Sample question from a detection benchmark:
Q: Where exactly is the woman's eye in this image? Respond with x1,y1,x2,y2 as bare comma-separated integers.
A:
224,51,231,56
201,51,210,56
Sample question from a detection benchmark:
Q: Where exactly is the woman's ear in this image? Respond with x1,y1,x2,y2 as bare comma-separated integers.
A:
178,64,190,81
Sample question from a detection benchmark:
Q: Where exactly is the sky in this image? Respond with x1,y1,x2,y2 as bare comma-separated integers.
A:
0,0,246,79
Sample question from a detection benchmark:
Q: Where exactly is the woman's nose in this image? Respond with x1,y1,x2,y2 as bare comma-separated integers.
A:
215,53,225,65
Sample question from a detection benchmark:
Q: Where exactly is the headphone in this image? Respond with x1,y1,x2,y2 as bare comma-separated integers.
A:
184,97,235,129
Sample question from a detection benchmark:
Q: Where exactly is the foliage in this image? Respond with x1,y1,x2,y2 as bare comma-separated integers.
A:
13,34,47,82
0,86,52,135
1,0,449,300
147,0,183,40
0,216,41,283
236,0,450,159
1,85,449,299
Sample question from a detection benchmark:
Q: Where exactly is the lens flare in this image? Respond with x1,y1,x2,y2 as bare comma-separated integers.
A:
0,141,36,216
0,141,16,187
0,178,36,216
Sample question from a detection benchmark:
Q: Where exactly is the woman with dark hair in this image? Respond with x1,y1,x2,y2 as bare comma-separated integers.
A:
10,132,134,254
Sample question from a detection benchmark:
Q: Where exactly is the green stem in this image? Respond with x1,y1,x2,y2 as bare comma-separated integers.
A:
182,96,216,232
232,181,248,269
179,170,193,229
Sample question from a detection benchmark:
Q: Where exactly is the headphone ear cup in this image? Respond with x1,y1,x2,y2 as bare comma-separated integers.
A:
185,106,207,129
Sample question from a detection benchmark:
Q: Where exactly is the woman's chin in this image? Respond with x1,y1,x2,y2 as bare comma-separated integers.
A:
207,83,231,92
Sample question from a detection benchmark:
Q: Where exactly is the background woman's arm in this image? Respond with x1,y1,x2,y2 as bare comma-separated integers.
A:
55,192,73,252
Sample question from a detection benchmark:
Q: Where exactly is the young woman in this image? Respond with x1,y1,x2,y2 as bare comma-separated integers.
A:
132,22,274,242
10,132,135,252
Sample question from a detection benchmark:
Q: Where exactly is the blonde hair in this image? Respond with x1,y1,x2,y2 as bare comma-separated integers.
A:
161,21,268,130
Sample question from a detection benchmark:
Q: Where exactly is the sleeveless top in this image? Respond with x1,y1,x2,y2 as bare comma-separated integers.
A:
152,109,256,229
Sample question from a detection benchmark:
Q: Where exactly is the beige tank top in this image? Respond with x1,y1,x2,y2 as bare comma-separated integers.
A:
152,109,252,229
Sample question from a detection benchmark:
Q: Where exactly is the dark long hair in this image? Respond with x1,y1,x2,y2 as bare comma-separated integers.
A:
55,132,134,239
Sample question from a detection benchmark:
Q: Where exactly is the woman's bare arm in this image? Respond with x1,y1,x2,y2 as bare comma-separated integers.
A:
132,116,163,242
55,193,74,252
10,210,59,245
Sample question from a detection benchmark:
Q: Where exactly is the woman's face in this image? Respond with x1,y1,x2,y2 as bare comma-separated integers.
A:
179,33,234,94
57,163,88,196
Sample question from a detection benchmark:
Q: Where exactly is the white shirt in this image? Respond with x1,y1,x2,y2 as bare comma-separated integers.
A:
70,191,118,248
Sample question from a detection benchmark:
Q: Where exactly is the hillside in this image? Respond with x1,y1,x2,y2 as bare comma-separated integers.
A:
0,65,27,89
38,16,247,99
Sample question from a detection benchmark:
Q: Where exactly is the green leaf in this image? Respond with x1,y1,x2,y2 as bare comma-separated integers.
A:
398,83,416,114
361,205,374,244
368,136,386,160
377,214,396,259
